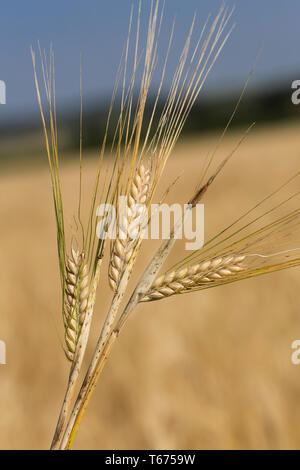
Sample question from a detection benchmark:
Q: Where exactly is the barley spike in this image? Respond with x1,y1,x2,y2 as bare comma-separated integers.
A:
141,255,246,302
64,248,89,361
109,164,150,291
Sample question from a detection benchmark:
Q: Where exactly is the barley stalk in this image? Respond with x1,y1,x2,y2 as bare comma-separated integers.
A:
51,257,102,449
108,164,150,291
141,254,245,301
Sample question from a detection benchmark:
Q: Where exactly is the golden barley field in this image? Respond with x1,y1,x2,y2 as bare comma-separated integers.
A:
1,121,300,450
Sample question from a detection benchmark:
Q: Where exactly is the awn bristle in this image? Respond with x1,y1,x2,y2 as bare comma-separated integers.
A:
64,248,89,361
108,164,150,291
141,254,246,301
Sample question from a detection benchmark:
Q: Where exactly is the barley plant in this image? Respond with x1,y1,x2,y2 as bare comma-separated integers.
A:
31,1,300,450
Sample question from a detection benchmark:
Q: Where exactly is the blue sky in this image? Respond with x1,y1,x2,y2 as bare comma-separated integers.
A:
1,0,300,121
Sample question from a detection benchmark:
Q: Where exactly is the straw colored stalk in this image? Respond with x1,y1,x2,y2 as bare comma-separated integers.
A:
32,36,106,449
51,257,102,449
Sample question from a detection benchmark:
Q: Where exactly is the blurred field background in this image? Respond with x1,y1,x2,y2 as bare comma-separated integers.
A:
2,0,300,451
1,121,300,449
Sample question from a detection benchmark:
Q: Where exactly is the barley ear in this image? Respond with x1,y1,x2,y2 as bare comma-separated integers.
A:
64,248,89,361
108,164,150,291
141,255,246,301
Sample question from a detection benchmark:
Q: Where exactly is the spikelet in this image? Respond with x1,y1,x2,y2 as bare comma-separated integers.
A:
108,164,150,291
64,248,89,361
141,254,245,302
